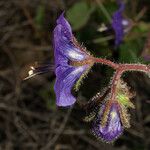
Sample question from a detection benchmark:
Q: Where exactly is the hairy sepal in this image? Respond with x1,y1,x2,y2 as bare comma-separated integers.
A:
74,65,93,91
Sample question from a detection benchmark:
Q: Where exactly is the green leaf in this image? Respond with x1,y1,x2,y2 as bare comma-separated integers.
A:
35,5,45,30
119,39,144,63
96,1,117,23
138,22,150,33
66,1,95,30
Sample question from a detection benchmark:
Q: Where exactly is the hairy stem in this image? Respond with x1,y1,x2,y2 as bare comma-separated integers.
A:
93,57,119,69
93,57,150,102
93,57,150,73
119,64,150,73
110,69,123,101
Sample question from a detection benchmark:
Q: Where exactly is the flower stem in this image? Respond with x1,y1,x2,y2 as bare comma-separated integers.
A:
119,64,150,73
93,57,119,69
93,57,150,74
93,57,150,102
110,69,123,101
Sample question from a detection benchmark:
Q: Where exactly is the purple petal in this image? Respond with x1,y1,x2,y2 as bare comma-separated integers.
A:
53,24,69,67
54,65,88,106
54,13,87,67
112,1,125,46
92,103,123,142
56,12,72,40
53,13,90,107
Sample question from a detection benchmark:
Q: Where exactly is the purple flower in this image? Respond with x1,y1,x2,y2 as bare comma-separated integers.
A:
92,103,123,142
53,13,93,107
112,0,125,46
98,0,132,47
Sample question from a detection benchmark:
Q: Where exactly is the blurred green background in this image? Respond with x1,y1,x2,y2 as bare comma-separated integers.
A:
0,0,150,149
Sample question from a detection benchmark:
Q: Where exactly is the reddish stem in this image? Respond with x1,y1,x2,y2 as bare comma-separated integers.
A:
110,70,123,101
93,57,119,69
93,57,150,73
120,64,150,72
93,57,150,102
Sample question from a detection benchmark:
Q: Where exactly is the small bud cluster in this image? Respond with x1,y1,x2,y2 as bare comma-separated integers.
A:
84,79,135,142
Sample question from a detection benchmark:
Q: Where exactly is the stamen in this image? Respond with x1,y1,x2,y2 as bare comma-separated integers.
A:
24,66,36,80
23,64,54,80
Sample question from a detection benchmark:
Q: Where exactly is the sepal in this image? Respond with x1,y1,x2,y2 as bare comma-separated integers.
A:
116,79,135,109
83,88,110,122
74,65,93,91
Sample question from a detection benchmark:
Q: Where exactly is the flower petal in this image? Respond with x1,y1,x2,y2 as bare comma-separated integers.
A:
92,103,123,142
53,13,91,107
112,1,125,46
54,13,87,67
54,65,88,106
56,12,72,40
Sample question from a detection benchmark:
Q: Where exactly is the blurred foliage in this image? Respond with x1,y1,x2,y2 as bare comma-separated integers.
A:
35,5,45,30
67,1,96,30
119,39,144,63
